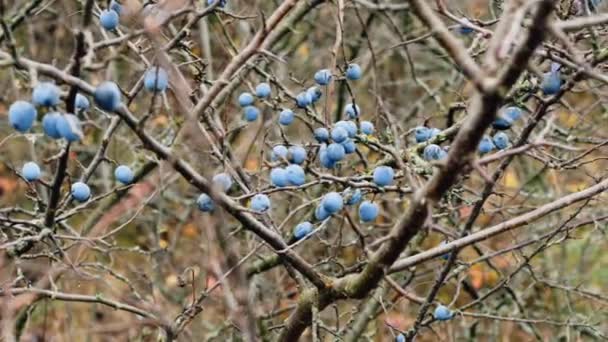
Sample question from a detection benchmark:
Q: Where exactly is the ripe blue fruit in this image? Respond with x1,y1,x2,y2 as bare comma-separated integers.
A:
373,166,394,187
344,103,361,119
314,127,330,142
478,136,495,154
250,194,271,213
345,188,362,205
100,10,119,31
144,67,169,92
94,81,122,111
279,109,295,126
541,62,561,95
9,101,37,132
271,145,288,161
458,18,474,34
319,145,336,169
56,114,83,142
75,94,90,111
492,117,513,130
322,192,343,214
296,91,312,108
32,82,60,107
331,127,348,143
270,167,289,187
359,201,379,222
42,112,62,139
286,164,305,186
345,63,362,80
212,172,233,192
293,221,313,240
238,92,254,107
342,139,356,154
433,305,454,321
207,0,227,7
288,145,306,164
71,182,91,202
114,165,134,184
503,106,522,121
314,69,332,85
197,193,214,212
414,126,431,143
493,132,510,150
327,143,345,162
315,204,331,221
110,0,122,14
243,106,260,122
423,144,443,161
360,121,374,135
255,82,271,98
396,334,406,342
307,86,322,103
22,162,41,182
429,128,441,138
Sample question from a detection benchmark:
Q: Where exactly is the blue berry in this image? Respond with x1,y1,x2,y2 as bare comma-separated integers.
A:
110,1,122,15
315,204,331,221
345,189,362,205
56,114,83,142
319,145,336,169
42,112,62,139
492,117,513,130
114,165,134,185
270,168,289,187
478,136,495,154
94,81,122,111
293,221,313,240
271,145,288,161
243,106,260,122
360,121,374,135
314,127,330,142
286,164,306,186
331,127,348,143
503,106,522,121
144,67,169,92
307,86,322,103
314,69,332,85
32,82,60,107
458,18,474,34
22,162,41,182
207,0,227,7
423,144,443,161
197,193,214,212
71,182,91,202
288,145,306,165
359,201,379,222
255,82,271,98
100,10,119,31
296,91,312,108
250,194,271,213
433,305,454,321
279,109,295,126
373,166,394,187
396,334,406,342
345,63,362,80
327,143,345,162
344,103,361,119
9,101,37,133
322,192,343,214
212,172,233,192
429,128,441,138
238,92,254,107
541,63,561,95
342,139,356,154
75,94,90,111
414,126,431,143
340,121,358,138
493,132,510,150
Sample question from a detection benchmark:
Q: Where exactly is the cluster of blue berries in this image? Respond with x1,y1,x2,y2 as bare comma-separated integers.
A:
414,126,449,161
